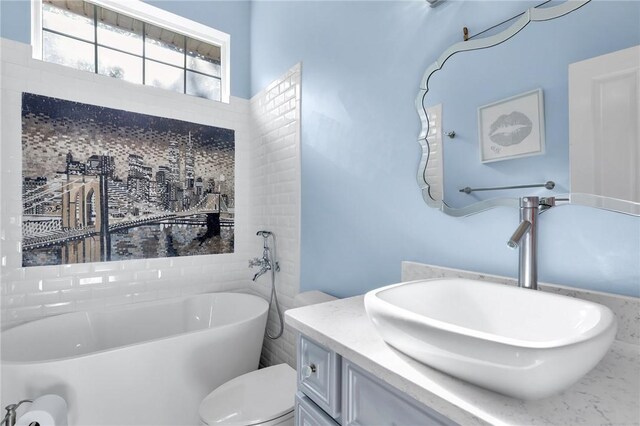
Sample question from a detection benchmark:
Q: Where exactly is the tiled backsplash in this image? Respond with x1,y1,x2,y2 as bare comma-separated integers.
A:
249,63,302,368
0,39,254,326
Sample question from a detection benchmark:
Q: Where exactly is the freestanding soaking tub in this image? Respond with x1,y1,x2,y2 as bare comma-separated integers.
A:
1,292,268,425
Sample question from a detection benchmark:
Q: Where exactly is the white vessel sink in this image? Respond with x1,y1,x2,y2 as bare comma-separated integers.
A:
364,278,617,400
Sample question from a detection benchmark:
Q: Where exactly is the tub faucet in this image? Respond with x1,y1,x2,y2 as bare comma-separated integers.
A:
507,196,557,290
250,257,271,282
249,231,279,282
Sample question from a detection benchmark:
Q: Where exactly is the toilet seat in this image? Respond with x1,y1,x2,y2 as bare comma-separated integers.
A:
199,363,297,426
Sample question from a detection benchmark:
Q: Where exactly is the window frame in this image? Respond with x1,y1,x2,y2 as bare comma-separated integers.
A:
31,0,231,103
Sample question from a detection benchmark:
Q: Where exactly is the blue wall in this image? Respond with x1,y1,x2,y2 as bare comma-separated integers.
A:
0,0,252,99
250,0,640,297
2,0,638,297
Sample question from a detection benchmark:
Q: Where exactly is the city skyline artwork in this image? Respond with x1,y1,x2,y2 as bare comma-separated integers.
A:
22,93,235,267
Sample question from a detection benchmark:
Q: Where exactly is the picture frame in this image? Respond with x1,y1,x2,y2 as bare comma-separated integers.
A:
477,89,545,163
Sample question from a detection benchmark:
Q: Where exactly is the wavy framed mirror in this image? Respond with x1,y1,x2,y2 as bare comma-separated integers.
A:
416,0,640,216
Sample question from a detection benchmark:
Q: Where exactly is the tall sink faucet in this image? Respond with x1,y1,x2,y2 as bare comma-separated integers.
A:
507,196,556,290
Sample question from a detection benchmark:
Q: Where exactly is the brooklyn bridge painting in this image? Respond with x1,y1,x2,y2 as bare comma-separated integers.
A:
21,93,235,267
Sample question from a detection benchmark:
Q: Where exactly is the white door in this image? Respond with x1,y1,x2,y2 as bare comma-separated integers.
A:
569,45,640,203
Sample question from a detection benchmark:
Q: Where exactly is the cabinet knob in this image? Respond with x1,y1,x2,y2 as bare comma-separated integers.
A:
301,363,317,379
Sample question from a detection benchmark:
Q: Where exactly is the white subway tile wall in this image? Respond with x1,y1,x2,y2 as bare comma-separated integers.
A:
0,40,303,371
249,64,302,369
0,39,254,326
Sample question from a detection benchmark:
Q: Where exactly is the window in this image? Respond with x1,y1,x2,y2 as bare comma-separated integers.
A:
31,0,230,103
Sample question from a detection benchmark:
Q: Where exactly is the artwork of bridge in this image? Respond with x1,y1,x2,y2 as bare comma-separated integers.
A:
22,194,233,251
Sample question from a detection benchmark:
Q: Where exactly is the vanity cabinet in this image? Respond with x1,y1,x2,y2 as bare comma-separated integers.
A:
295,393,340,426
297,334,342,419
295,334,455,426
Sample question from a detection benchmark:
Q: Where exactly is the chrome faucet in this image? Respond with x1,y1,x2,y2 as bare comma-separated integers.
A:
2,400,32,426
249,256,271,281
249,231,279,281
507,196,556,290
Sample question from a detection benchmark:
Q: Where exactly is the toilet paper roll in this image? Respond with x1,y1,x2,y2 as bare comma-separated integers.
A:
15,394,68,426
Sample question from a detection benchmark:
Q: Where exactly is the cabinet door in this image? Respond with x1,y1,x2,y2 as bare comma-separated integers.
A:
342,360,456,426
297,335,341,419
295,393,339,426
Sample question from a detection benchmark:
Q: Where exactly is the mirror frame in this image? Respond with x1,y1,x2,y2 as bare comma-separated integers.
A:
416,0,590,217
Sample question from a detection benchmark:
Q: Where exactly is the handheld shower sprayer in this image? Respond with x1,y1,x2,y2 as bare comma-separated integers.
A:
249,230,284,339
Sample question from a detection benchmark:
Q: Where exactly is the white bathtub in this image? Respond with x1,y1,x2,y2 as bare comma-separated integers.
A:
1,292,268,426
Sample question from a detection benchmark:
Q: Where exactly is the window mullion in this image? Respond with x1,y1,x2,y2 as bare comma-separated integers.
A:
93,4,98,74
96,44,143,59
42,28,93,45
183,37,187,95
142,22,146,85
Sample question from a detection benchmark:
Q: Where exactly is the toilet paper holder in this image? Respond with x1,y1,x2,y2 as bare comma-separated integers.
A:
2,400,32,426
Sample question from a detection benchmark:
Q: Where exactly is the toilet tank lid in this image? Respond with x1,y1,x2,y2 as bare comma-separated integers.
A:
199,363,297,425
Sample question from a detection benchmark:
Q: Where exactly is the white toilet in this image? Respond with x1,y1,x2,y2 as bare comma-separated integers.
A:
199,363,297,426
199,292,337,425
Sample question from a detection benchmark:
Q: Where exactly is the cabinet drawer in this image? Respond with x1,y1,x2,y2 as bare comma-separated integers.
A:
297,335,341,418
342,360,455,426
295,392,339,426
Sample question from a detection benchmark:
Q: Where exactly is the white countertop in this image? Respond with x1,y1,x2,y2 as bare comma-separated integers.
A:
285,295,640,426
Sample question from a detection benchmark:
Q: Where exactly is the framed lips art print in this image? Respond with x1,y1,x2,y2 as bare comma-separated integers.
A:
477,89,545,163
